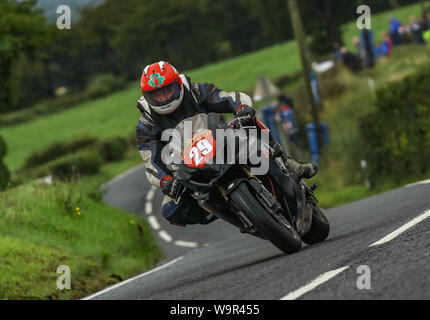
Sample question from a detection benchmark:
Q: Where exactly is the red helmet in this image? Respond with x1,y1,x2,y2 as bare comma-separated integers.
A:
140,61,184,114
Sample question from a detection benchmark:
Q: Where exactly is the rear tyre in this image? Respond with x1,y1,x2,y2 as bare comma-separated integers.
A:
230,182,302,254
301,206,330,245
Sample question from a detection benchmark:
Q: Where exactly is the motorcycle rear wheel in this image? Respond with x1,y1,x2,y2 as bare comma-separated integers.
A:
301,206,330,245
230,182,302,254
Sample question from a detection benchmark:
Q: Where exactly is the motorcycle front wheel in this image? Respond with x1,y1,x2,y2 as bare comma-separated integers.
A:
230,182,302,254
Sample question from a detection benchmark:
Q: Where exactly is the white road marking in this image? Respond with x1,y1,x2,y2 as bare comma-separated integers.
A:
148,215,161,230
141,177,201,248
280,266,350,300
369,209,430,247
173,240,199,248
159,230,173,242
146,186,156,201
145,202,153,215
405,179,430,188
81,256,184,300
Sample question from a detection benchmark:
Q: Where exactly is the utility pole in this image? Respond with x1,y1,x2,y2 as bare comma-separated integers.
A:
287,0,323,149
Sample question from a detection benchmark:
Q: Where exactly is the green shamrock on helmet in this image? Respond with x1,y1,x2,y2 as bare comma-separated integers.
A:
148,73,165,88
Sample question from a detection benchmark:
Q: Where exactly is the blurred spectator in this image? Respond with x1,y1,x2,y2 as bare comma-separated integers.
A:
333,43,343,61
341,47,361,73
427,13,430,30
379,32,393,56
360,29,376,68
389,16,402,45
410,16,425,45
353,36,366,67
274,95,300,148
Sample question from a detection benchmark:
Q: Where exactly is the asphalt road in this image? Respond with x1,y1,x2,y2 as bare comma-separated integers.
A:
86,166,430,300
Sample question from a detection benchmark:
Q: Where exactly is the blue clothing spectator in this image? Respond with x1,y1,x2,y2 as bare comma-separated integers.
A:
389,17,402,45
360,29,376,68
274,95,298,136
410,16,425,46
380,41,389,56
379,32,393,56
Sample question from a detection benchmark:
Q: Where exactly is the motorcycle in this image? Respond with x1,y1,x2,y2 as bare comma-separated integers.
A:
166,113,329,254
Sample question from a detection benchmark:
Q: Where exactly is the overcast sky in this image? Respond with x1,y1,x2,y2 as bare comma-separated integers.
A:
34,0,104,23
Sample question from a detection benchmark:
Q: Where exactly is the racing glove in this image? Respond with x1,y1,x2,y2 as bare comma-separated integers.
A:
233,105,256,128
160,176,183,200
270,140,285,160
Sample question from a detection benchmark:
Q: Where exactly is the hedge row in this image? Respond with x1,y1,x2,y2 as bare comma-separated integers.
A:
84,73,127,100
24,136,99,168
0,136,10,190
358,64,430,185
20,135,130,181
98,137,129,162
48,151,104,180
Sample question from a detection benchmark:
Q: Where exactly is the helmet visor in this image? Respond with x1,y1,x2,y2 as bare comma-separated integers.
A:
143,81,181,107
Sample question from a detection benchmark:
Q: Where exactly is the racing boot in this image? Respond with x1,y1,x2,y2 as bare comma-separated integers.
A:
283,155,318,179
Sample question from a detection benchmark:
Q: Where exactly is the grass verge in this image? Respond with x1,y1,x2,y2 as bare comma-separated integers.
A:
0,150,163,300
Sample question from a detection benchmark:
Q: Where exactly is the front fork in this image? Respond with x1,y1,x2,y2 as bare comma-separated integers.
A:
193,187,245,230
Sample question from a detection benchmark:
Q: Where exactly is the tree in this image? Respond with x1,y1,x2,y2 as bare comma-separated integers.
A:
44,0,142,88
0,0,51,113
300,0,357,57
389,0,400,8
110,0,258,73
250,0,293,45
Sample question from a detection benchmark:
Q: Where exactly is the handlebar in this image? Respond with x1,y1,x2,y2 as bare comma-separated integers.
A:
227,120,257,130
228,118,269,134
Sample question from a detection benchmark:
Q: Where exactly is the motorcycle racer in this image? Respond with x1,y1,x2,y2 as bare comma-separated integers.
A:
136,61,318,226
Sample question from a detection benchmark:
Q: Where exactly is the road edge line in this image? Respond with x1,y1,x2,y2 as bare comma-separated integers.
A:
81,255,184,300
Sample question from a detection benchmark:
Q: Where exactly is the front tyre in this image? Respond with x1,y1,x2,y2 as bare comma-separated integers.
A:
230,182,302,254
301,206,330,245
